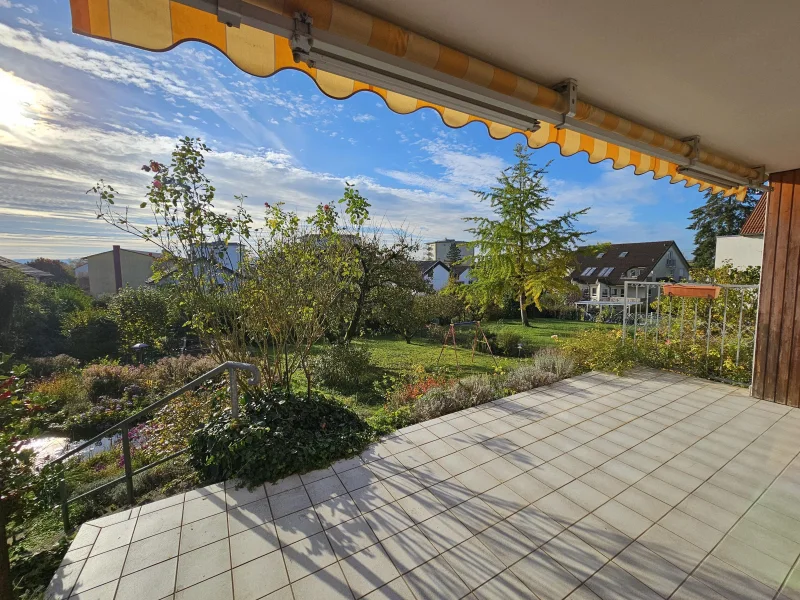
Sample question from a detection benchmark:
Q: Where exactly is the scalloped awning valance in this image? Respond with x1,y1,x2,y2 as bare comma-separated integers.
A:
69,0,767,199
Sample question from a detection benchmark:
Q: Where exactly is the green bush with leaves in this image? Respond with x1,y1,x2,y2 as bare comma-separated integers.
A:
189,388,373,487
81,363,146,402
495,330,523,356
27,354,80,378
312,343,372,393
561,328,636,375
108,285,181,354
62,307,120,361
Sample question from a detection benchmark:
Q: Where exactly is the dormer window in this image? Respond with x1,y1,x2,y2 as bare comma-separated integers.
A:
629,269,638,277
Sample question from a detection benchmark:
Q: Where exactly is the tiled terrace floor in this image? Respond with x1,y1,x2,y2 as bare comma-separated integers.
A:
47,368,800,600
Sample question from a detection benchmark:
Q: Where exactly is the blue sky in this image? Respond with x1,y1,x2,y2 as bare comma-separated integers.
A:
0,0,707,260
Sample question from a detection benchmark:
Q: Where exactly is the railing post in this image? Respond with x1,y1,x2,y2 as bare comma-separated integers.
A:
60,476,70,533
120,425,134,506
229,367,239,418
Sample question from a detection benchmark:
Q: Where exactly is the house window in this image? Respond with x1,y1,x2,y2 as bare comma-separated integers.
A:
601,287,609,297
591,286,597,296
619,251,628,257
597,252,605,258
581,267,597,276
667,250,673,259
598,267,614,277
629,269,638,277
611,288,618,296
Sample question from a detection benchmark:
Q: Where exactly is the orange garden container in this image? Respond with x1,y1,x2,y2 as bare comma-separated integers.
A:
663,284,721,299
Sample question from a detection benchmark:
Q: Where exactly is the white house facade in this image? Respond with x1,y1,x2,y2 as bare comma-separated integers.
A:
714,192,766,269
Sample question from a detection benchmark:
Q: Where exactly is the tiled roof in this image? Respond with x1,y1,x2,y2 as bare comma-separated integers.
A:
570,241,682,285
0,256,54,280
740,193,767,236
414,260,449,275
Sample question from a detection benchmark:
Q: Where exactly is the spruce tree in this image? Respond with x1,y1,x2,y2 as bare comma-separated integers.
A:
445,242,462,264
687,189,758,269
464,144,593,326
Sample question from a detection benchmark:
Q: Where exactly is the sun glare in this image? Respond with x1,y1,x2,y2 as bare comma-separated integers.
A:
0,69,64,131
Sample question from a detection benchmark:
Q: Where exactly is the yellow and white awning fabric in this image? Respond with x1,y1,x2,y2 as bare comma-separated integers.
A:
69,0,761,199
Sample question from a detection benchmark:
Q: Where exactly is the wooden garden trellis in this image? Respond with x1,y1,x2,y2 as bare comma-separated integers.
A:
436,320,498,368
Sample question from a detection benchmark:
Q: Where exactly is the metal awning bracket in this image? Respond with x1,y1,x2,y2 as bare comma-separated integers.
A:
291,12,315,67
217,0,242,28
681,135,701,167
553,78,578,129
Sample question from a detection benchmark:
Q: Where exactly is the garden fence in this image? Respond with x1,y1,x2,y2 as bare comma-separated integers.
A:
621,281,759,386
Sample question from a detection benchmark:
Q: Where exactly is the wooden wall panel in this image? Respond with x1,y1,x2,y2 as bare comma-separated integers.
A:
753,169,800,405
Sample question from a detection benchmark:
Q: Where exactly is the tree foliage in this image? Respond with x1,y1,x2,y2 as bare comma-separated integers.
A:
94,138,361,391
445,242,461,264
0,356,36,600
687,188,759,269
107,286,181,354
463,144,593,325
26,258,76,285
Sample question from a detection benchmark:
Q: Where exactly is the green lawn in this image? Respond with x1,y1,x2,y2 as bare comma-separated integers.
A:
483,318,610,347
311,318,599,419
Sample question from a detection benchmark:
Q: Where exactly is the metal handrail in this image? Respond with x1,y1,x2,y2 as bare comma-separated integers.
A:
47,361,259,531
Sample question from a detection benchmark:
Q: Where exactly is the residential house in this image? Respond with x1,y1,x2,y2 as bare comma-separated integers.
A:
83,245,160,296
425,239,473,265
450,265,472,284
0,256,54,282
74,262,89,292
714,193,766,269
570,241,690,303
415,260,450,291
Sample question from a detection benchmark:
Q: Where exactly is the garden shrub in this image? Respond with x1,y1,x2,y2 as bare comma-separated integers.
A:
367,404,413,435
148,354,218,392
412,387,459,422
27,354,80,378
32,372,88,413
531,348,576,379
62,307,120,361
60,397,143,438
312,343,372,392
81,363,145,401
561,328,636,375
108,286,181,354
503,365,558,393
495,330,523,356
189,388,373,487
449,375,497,408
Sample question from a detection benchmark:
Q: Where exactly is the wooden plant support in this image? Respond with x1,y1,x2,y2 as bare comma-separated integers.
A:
436,321,498,368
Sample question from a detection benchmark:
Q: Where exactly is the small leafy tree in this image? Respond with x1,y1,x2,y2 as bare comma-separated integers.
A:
464,144,594,326
687,188,758,269
94,138,362,391
334,185,426,342
107,286,180,354
26,258,76,285
445,242,462,264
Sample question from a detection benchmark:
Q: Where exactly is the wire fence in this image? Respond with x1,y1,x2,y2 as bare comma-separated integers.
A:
620,281,759,386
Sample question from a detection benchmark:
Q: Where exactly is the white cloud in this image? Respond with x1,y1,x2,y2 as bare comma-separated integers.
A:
352,113,375,123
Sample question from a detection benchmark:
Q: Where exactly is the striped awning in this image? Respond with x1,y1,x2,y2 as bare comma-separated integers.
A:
69,0,761,199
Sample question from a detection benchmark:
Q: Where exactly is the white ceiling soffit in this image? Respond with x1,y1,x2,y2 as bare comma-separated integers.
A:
342,0,800,173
